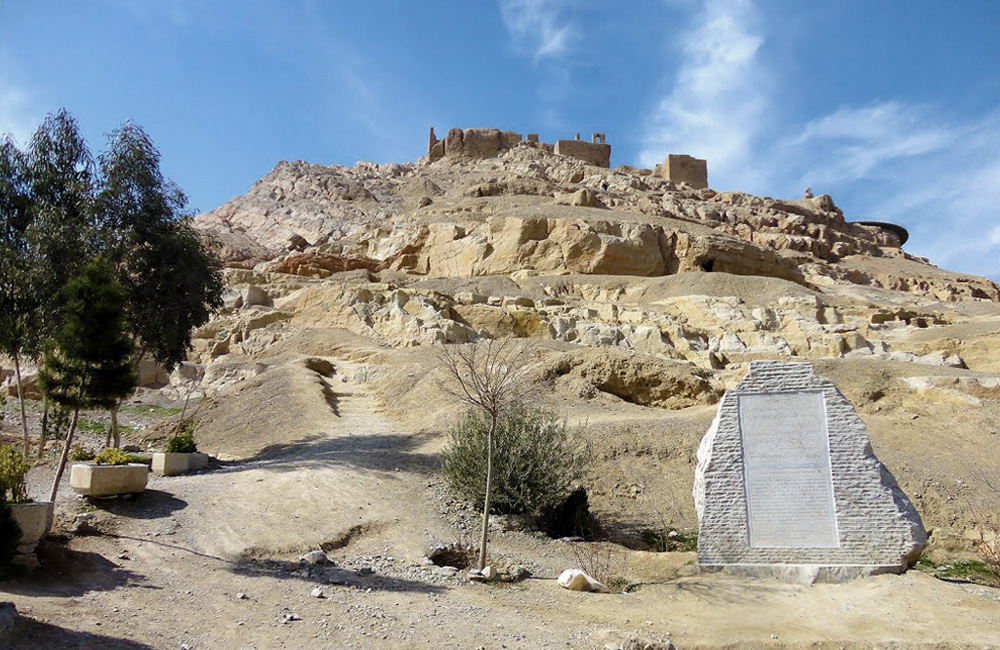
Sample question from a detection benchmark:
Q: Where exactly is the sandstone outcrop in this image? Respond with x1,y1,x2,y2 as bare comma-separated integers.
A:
194,145,998,302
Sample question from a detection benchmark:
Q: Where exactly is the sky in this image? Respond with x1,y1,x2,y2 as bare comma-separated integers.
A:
2,0,998,280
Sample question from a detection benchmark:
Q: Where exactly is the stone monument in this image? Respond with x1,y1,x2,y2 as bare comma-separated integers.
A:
693,360,926,582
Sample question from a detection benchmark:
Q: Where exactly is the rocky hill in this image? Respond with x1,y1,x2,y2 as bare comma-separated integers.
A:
195,143,998,302
6,135,999,650
188,138,1000,552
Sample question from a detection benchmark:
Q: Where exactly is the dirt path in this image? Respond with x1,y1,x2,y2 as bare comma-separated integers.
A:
3,357,1000,649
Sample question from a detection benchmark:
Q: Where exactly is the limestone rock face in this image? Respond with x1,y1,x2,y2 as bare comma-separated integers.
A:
693,361,927,582
194,146,999,301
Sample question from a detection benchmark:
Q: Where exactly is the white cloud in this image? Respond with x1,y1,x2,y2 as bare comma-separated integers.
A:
990,224,1000,247
639,0,768,185
784,106,1000,278
0,84,43,147
789,102,957,185
499,0,576,61
638,0,1000,280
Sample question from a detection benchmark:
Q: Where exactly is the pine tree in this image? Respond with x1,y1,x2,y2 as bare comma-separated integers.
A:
38,258,138,501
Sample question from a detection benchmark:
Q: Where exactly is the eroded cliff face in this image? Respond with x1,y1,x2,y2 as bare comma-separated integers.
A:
169,143,1000,557
194,146,999,302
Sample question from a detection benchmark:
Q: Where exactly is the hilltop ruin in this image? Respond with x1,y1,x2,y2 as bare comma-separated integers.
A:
426,126,612,168
425,126,716,191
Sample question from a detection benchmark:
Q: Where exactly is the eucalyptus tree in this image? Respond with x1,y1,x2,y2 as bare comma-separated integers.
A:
2,111,224,452
0,136,37,455
94,122,224,446
2,109,96,456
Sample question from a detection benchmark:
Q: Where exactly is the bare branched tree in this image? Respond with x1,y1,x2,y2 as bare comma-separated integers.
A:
435,337,535,570
967,466,1000,587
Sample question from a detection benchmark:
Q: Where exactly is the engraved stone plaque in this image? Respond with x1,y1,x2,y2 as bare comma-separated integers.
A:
739,391,838,548
693,361,927,581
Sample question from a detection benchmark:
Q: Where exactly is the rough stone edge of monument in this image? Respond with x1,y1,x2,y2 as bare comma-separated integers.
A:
697,562,909,584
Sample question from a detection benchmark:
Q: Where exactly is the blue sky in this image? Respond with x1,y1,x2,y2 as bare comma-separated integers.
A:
2,0,998,280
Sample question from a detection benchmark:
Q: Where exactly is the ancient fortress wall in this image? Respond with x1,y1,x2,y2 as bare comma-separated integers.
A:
427,127,610,168
427,127,714,190
554,138,610,168
655,154,708,189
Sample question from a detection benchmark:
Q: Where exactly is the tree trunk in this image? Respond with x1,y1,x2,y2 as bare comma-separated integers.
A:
38,399,49,458
111,405,120,448
49,408,80,502
13,354,30,457
478,413,497,570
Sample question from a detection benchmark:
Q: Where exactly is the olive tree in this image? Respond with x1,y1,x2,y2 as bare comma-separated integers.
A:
435,338,534,570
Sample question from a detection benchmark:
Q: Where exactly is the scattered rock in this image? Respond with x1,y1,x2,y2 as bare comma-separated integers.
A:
505,565,531,582
557,569,606,592
242,284,271,307
301,550,330,565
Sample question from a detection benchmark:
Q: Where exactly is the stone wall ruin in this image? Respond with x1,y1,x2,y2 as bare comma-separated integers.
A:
655,154,708,189
426,127,611,168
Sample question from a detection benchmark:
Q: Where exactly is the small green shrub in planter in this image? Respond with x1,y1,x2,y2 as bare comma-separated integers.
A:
69,445,95,462
165,428,197,454
93,447,131,466
0,444,31,503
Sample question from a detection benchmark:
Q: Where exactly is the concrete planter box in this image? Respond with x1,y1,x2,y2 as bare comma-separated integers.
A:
70,463,149,497
152,452,209,476
10,501,54,554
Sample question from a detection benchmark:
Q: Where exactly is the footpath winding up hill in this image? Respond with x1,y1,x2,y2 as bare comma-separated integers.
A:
6,137,1000,649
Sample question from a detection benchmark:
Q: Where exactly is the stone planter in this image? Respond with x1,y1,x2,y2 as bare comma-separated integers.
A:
152,452,210,476
70,463,149,497
9,501,54,554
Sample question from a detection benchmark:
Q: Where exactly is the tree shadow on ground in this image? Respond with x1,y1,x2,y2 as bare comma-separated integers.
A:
669,574,792,605
87,489,187,520
105,533,235,565
10,615,156,649
0,538,150,598
228,557,446,595
215,431,441,479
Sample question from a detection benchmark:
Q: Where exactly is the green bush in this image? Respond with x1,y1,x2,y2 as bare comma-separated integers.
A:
0,495,22,577
165,427,197,453
442,403,588,519
0,444,30,503
68,445,95,462
93,447,131,466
